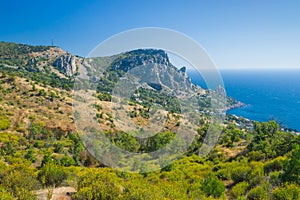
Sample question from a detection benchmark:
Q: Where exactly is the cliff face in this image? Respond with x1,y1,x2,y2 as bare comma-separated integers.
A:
0,42,83,78
53,54,80,77
0,42,244,110
88,49,204,95
0,42,203,94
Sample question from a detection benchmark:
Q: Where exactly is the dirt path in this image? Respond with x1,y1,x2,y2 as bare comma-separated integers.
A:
36,187,75,200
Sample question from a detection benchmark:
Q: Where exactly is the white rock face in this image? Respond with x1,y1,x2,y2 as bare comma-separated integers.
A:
53,54,80,77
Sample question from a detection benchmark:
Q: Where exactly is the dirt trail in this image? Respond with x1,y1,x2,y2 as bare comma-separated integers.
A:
36,187,75,200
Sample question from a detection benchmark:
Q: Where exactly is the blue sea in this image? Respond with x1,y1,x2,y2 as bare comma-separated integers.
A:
188,69,300,131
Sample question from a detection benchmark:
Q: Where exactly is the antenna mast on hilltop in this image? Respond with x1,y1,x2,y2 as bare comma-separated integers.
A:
51,39,54,46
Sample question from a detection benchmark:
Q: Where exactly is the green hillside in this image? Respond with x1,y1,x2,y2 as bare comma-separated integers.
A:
0,42,299,200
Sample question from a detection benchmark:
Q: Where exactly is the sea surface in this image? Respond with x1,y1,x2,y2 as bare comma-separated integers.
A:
188,69,300,131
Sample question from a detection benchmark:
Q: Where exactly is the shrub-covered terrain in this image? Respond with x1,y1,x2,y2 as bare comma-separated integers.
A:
0,42,299,199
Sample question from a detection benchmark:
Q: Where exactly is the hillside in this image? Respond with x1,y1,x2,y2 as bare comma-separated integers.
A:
0,42,299,199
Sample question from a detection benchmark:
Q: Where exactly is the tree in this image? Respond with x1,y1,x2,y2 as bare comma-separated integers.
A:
38,162,67,188
0,163,39,199
60,156,75,167
73,169,121,200
24,146,37,163
200,173,225,198
280,145,300,185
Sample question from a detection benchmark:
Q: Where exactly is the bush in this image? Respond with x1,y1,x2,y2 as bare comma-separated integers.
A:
201,173,225,198
60,156,75,167
38,162,67,187
269,171,281,187
247,162,264,187
231,165,251,183
0,163,39,199
247,151,265,161
97,92,112,101
73,169,121,200
230,181,249,199
264,156,285,174
24,147,37,163
247,186,269,200
28,121,50,140
280,145,300,185
272,183,300,200
54,142,64,153
0,187,14,200
0,115,10,130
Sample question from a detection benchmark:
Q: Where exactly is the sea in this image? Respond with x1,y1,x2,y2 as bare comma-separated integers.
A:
187,69,300,131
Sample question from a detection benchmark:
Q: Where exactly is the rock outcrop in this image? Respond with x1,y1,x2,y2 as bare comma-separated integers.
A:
53,54,80,77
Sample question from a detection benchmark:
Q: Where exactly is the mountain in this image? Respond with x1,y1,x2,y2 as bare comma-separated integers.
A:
3,42,298,199
0,41,80,76
1,41,241,115
0,41,244,153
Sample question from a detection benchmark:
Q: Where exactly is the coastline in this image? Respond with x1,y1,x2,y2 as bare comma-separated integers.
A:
226,101,300,133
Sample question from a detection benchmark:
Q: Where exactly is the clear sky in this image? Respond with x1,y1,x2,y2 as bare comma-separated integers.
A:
1,0,300,69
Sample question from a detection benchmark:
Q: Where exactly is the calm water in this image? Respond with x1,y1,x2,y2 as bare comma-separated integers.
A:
188,69,300,131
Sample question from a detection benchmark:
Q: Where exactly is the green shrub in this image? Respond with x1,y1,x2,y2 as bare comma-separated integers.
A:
38,162,67,187
24,147,37,163
247,186,269,200
28,121,50,140
201,173,225,198
73,169,121,200
264,156,285,174
231,165,251,183
280,145,300,185
272,183,300,200
54,142,64,153
247,151,265,161
269,171,281,187
0,115,10,130
60,156,75,167
97,92,111,101
247,162,264,187
0,187,14,200
230,181,249,199
0,163,39,199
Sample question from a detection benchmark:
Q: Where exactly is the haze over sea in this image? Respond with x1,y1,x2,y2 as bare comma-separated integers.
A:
188,69,300,131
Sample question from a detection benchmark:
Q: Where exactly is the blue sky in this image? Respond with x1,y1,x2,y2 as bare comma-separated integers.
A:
1,0,300,69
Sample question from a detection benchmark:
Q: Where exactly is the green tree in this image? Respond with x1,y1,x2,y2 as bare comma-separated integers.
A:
38,162,67,188
280,145,300,185
0,163,39,199
24,146,37,163
60,156,75,167
200,173,225,198
73,169,121,200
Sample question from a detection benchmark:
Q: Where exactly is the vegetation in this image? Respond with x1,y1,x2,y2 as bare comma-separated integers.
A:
0,42,51,58
0,66,74,90
0,115,10,130
0,115,298,199
0,42,299,199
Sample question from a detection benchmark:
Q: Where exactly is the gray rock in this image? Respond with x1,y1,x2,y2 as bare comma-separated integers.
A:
53,54,78,77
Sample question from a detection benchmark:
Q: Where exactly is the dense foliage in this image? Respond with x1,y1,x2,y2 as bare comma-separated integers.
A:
0,115,299,199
